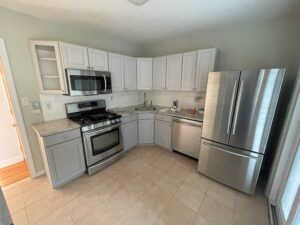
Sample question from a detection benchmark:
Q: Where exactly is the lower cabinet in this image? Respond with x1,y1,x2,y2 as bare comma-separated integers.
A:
121,120,138,151
46,138,86,187
155,121,171,149
35,128,86,188
139,119,154,144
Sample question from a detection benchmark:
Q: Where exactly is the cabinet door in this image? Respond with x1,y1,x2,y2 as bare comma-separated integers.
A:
181,51,197,91
137,58,153,90
166,54,183,91
121,120,138,151
60,43,89,69
88,48,108,71
139,120,154,144
109,53,124,91
46,138,85,188
195,48,217,92
153,56,167,90
123,56,137,91
155,121,171,149
30,41,67,94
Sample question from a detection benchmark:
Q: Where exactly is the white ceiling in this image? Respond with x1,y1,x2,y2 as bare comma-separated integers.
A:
0,0,298,45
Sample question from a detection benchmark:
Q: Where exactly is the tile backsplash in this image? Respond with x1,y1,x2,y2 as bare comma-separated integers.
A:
40,91,205,121
40,91,142,121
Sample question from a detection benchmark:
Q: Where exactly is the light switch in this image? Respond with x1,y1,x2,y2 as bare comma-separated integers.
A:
21,97,30,106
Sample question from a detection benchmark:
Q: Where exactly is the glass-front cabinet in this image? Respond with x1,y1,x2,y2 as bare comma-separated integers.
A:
30,41,67,94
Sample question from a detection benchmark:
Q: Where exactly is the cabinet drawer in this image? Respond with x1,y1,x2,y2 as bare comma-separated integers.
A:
138,113,154,120
155,113,172,123
122,114,138,124
44,129,81,147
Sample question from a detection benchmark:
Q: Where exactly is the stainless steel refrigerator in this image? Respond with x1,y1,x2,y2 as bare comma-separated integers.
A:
198,69,285,194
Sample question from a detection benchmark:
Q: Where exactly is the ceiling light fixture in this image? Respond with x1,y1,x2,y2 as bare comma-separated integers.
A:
128,0,149,5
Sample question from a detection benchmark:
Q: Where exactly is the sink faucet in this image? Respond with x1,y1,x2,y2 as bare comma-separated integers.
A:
144,92,148,105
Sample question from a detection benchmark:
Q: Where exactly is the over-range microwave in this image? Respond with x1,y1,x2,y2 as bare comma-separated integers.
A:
65,69,112,96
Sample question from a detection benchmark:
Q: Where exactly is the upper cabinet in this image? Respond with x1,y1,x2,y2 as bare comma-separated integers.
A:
123,56,137,91
60,43,89,69
137,58,152,90
181,51,198,91
31,40,216,95
30,41,67,94
195,48,217,92
60,42,109,71
88,49,108,71
108,53,124,91
166,54,182,91
153,56,167,91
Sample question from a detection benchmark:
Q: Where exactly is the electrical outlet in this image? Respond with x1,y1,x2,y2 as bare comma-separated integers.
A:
31,101,41,114
21,97,30,106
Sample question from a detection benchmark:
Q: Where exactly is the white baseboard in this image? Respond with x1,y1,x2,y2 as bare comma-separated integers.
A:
0,155,24,168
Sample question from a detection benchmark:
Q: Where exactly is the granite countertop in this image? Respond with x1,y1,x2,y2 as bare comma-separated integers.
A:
110,105,204,122
32,118,81,137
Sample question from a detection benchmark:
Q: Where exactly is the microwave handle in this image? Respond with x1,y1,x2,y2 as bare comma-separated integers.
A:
103,74,107,92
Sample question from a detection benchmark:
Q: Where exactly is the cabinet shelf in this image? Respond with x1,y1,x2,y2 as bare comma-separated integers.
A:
42,75,60,79
39,57,57,61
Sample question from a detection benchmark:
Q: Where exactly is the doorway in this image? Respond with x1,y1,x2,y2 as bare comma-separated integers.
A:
0,59,30,187
0,38,36,187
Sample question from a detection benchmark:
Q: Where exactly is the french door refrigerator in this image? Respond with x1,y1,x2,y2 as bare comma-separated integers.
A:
198,69,285,194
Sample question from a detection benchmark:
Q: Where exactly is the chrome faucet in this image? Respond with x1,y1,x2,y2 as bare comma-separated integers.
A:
144,92,148,105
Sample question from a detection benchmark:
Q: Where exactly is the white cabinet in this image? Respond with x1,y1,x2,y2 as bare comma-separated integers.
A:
121,120,138,151
60,42,109,71
195,48,217,92
30,41,67,94
138,113,154,144
123,56,137,91
47,138,85,187
60,43,89,69
108,53,124,91
181,51,198,91
88,48,108,71
35,128,85,188
153,56,167,90
155,113,172,149
166,54,183,91
155,121,171,149
137,58,153,90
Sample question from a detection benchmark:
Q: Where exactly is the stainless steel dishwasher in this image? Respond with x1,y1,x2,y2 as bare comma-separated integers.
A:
171,118,202,159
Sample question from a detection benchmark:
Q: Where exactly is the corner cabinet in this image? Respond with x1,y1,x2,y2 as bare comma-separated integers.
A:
30,41,67,94
137,58,153,90
35,128,86,188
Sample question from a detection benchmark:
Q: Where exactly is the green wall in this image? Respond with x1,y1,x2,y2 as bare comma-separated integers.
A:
0,7,142,173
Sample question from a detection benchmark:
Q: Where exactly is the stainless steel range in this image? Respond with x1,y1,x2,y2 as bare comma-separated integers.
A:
66,100,123,175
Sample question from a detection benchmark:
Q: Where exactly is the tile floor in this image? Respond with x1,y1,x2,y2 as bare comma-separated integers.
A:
2,146,270,225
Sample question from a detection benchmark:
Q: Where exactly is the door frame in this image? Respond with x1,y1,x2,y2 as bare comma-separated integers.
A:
0,38,37,177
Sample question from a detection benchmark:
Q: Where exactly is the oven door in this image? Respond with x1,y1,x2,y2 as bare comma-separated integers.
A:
66,69,106,96
83,124,123,166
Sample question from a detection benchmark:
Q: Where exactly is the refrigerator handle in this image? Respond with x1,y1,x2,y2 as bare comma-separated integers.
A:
202,142,258,159
227,80,238,134
232,79,244,135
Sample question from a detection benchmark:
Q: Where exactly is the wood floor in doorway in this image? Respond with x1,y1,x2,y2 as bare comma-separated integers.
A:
0,161,30,187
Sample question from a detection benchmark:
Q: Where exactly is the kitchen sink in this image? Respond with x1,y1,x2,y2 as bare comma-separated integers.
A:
135,106,156,111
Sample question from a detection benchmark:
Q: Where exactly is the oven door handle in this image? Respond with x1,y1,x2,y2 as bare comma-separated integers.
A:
84,123,120,137
103,74,107,92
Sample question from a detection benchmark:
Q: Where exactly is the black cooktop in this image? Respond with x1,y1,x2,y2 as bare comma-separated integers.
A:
69,111,121,126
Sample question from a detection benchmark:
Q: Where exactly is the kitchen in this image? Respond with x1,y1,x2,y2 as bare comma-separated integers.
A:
0,0,299,225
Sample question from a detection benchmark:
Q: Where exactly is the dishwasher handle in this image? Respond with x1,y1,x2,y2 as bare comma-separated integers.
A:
172,118,202,127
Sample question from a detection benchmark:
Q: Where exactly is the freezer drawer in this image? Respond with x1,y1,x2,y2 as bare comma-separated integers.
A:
198,139,263,194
